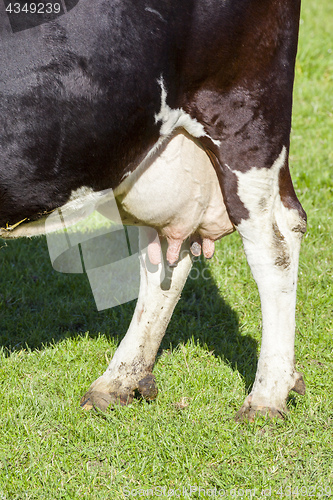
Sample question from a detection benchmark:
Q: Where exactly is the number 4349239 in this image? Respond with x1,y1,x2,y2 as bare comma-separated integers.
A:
5,3,61,14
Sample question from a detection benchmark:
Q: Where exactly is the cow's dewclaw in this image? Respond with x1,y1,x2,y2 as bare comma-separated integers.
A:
137,374,158,401
291,373,306,395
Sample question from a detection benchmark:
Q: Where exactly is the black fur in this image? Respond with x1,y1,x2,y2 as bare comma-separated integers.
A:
0,0,301,227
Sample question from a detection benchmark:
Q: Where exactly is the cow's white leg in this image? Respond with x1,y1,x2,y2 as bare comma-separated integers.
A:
81,227,192,411
233,148,306,420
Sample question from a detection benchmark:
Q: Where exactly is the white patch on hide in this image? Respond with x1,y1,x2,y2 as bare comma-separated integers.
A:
155,77,221,147
234,146,303,267
232,147,305,410
68,186,95,202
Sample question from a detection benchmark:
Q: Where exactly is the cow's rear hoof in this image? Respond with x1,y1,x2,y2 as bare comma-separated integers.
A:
235,402,285,422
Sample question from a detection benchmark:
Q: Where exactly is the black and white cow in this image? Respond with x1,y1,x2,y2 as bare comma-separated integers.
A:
0,0,306,420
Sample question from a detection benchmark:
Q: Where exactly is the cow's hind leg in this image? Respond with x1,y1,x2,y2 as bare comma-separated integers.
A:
230,148,307,420
81,227,192,411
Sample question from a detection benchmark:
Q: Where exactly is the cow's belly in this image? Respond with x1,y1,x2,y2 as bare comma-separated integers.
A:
114,132,234,246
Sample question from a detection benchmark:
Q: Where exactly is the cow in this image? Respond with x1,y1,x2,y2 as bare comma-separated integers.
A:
0,0,306,420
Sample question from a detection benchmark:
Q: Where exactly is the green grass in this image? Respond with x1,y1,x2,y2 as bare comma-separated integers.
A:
0,2,333,498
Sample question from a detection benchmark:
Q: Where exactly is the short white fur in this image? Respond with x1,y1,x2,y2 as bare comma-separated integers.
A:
155,77,221,147
234,147,305,410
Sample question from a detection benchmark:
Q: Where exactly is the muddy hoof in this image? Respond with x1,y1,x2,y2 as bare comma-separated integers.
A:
137,374,158,400
80,390,134,412
235,404,285,422
292,373,306,395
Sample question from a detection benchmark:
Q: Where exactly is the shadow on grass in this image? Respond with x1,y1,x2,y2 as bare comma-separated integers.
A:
161,256,258,391
0,236,258,391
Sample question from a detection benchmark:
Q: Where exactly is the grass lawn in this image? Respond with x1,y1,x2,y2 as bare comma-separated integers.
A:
0,1,332,498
